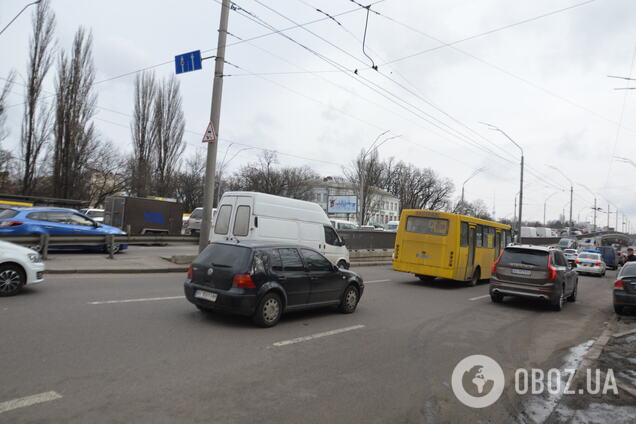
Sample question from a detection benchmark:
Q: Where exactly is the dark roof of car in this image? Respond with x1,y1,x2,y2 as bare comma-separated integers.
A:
505,244,552,253
212,240,317,250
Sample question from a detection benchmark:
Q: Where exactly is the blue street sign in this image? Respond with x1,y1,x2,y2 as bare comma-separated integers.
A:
175,50,202,75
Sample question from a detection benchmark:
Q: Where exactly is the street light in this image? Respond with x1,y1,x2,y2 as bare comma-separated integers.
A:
358,131,401,225
547,165,574,231
216,143,257,205
0,1,41,37
460,167,486,206
480,122,524,241
543,190,563,227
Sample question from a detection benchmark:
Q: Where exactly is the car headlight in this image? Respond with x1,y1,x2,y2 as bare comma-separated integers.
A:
27,253,42,263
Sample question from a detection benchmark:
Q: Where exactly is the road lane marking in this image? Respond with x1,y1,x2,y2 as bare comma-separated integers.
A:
469,294,490,301
0,391,62,414
365,279,391,284
273,325,365,347
88,296,184,305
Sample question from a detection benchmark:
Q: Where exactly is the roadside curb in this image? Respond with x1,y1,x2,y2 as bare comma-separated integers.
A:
47,266,188,274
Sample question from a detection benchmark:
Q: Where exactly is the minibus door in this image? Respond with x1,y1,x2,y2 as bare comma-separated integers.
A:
465,226,476,280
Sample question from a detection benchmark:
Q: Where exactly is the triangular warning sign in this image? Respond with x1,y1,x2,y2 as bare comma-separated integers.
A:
202,121,217,143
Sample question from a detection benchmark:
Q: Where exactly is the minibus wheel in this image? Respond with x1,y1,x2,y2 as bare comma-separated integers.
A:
468,268,480,286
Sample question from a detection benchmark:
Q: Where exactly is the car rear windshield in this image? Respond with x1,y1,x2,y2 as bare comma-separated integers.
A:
578,253,599,260
190,208,202,219
0,209,18,219
195,243,252,272
499,248,549,267
405,216,449,236
619,263,636,278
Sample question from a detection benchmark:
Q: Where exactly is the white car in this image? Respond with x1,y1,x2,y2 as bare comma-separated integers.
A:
80,208,105,223
574,252,606,277
0,241,45,296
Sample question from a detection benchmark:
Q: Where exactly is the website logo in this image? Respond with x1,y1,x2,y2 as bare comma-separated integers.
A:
451,354,505,408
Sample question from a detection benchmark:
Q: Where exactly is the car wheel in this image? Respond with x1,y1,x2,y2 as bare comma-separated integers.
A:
614,305,624,315
253,292,282,327
103,244,121,254
490,291,504,303
468,269,480,287
567,282,577,302
551,288,565,311
0,264,26,297
337,260,349,270
339,284,360,314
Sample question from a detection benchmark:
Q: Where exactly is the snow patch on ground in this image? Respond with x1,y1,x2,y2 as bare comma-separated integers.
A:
567,402,636,424
518,339,595,423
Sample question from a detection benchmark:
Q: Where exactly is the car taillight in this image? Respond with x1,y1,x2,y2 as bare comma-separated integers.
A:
187,265,193,279
492,251,504,274
594,261,602,266
548,255,557,280
614,279,624,289
233,274,256,288
0,221,23,227
574,258,580,264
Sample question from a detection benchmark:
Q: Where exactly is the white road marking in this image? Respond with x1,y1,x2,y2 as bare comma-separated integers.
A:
88,295,184,305
273,325,365,347
0,391,62,414
469,294,490,301
365,279,391,284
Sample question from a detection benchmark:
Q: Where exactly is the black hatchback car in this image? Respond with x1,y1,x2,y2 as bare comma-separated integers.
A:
184,241,364,327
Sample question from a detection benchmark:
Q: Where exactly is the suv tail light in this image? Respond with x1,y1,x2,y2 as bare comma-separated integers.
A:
547,255,557,280
614,279,624,289
0,221,23,227
233,274,256,289
187,265,193,279
491,251,504,274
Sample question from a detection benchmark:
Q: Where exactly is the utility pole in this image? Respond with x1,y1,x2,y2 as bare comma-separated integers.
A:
607,203,610,230
593,197,597,232
199,0,231,252
569,185,573,227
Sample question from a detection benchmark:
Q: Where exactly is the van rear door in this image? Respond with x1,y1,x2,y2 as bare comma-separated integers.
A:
211,195,237,242
229,195,254,241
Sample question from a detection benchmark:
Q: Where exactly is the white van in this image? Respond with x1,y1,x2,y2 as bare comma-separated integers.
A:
210,192,350,268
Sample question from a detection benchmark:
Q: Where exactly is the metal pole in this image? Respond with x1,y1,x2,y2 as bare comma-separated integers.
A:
543,201,546,227
569,185,573,228
460,185,465,205
199,0,231,252
607,203,610,230
518,155,524,241
593,198,597,233
616,210,619,232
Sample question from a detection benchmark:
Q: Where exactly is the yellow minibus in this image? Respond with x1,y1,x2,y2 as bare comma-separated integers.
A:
393,210,511,285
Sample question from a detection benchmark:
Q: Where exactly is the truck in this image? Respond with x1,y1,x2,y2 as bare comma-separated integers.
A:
535,227,552,237
103,196,184,235
520,227,537,238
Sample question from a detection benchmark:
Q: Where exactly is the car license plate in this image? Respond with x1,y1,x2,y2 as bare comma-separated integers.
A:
511,269,531,276
194,290,217,302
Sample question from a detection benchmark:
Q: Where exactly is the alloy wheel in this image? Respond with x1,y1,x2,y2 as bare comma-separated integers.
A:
0,269,22,295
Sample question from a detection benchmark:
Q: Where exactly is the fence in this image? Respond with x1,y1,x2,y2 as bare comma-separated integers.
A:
0,234,198,260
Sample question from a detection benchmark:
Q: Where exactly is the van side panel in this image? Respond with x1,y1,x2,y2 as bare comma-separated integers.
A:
299,223,323,247
257,217,299,241
252,196,329,224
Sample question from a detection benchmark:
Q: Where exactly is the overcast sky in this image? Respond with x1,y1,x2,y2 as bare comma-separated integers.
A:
1,0,635,227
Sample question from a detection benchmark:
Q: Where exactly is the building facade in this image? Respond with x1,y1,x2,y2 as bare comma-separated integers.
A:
308,178,400,226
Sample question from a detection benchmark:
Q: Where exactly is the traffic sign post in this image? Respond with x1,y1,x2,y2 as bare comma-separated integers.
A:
202,122,217,143
174,50,202,75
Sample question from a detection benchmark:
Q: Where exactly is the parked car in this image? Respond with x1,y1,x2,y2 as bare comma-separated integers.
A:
386,220,399,232
79,208,105,223
184,241,364,327
185,207,216,236
212,192,350,269
0,207,128,253
490,245,578,311
613,262,636,314
574,252,606,277
0,241,45,296
563,248,578,263
597,246,619,270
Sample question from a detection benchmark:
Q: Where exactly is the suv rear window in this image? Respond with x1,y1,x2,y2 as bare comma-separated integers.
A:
0,209,19,219
195,243,252,272
499,248,549,268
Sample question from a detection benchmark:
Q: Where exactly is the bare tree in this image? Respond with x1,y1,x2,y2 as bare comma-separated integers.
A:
0,71,16,143
452,198,492,220
174,152,206,212
52,27,97,199
344,148,385,225
129,70,156,197
85,140,127,206
152,75,185,196
20,0,56,194
227,150,317,199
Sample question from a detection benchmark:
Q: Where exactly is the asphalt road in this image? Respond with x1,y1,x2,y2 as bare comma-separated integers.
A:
0,266,620,423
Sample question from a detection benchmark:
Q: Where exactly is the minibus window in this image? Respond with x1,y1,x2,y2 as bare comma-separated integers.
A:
460,222,468,246
233,205,250,236
476,225,483,247
214,205,232,235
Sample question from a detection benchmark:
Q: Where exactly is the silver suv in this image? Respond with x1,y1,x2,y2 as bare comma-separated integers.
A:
490,245,578,311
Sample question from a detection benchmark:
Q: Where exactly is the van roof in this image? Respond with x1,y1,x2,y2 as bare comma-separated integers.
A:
221,191,330,225
213,240,322,251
